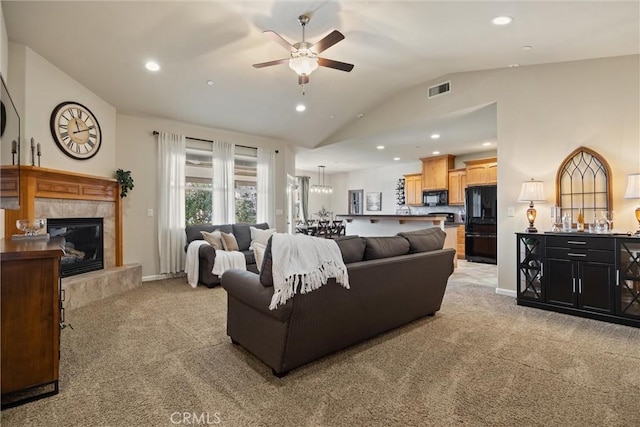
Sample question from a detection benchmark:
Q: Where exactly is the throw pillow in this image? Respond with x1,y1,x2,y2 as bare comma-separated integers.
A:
363,236,410,261
397,228,446,253
253,242,267,272
200,229,223,250
220,232,239,251
249,226,276,250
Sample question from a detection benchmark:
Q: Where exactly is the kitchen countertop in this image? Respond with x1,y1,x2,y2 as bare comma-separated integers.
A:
335,214,464,227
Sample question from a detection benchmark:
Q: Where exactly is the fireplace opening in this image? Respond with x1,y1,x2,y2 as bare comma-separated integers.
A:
47,218,104,278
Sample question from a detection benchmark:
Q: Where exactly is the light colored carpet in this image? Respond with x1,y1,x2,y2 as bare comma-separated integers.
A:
2,261,640,426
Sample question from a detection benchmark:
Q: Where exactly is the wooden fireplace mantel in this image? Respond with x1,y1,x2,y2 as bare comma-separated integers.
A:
3,166,122,266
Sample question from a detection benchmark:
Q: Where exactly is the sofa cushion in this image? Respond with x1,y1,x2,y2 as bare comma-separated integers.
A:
250,226,276,249
242,249,256,265
333,235,366,264
200,230,223,250
363,236,410,261
185,223,233,246
397,228,446,253
233,223,269,251
221,232,239,251
252,242,267,272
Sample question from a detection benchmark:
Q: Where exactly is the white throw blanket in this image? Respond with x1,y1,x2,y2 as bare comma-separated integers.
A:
211,250,246,276
186,241,209,288
269,233,349,310
185,241,246,288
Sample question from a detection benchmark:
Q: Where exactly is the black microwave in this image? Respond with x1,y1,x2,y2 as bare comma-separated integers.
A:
423,190,448,206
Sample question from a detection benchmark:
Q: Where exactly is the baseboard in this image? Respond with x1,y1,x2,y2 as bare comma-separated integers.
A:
495,288,517,298
142,272,186,282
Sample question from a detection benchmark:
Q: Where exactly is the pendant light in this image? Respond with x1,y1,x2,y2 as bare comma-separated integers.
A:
310,165,333,194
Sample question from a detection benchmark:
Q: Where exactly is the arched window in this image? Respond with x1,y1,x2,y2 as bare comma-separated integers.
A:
556,147,612,223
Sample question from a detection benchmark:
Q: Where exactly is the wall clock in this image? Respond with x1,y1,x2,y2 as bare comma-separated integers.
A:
50,101,102,160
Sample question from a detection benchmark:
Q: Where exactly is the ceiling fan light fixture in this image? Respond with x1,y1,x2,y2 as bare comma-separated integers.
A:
289,51,318,76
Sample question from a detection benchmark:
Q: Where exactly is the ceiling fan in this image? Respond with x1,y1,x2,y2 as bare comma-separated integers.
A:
253,14,354,89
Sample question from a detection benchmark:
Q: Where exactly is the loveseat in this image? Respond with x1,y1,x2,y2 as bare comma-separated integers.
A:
185,222,270,287
221,228,456,376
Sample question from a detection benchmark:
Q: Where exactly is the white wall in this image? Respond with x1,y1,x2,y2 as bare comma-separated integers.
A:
0,2,8,78
8,44,116,175
327,55,640,294
116,114,294,277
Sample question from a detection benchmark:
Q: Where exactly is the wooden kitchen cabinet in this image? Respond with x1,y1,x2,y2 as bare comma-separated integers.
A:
457,224,465,259
1,238,63,408
465,157,497,186
421,155,455,191
448,168,467,205
403,173,423,206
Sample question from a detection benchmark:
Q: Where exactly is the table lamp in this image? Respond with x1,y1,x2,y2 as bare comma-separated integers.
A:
624,173,640,235
517,179,546,233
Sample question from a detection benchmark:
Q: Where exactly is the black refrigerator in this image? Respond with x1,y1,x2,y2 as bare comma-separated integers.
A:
465,185,497,264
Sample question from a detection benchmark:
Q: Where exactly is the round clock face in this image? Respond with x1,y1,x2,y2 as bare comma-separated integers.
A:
50,101,102,160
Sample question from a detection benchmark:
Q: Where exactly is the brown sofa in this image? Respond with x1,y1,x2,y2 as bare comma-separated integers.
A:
185,222,270,287
221,229,456,376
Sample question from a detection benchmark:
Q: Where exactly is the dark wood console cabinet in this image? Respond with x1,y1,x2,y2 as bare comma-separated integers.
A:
1,238,63,409
516,233,640,327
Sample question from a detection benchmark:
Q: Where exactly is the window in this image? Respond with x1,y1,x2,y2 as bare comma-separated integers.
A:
556,146,612,223
185,144,257,226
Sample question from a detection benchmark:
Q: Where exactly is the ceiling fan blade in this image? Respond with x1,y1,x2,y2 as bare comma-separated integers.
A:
263,30,296,52
317,57,354,72
253,59,289,68
298,75,309,85
311,30,345,54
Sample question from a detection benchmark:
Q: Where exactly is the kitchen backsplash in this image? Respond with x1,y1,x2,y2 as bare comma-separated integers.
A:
395,205,465,217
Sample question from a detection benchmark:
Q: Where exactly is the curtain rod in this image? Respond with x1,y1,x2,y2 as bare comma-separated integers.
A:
152,131,278,153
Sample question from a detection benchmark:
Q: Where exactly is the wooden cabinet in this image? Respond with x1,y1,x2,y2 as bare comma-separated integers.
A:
456,225,465,259
544,235,615,314
516,233,636,327
403,173,423,206
465,157,497,186
1,239,63,408
421,155,455,191
448,169,466,205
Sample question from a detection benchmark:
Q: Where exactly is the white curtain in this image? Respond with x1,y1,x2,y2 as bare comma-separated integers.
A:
257,147,276,227
212,140,235,224
157,132,186,274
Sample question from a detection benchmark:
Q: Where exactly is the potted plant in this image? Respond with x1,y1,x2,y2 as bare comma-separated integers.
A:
115,169,134,198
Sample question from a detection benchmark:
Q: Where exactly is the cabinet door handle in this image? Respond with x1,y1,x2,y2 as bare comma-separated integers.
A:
578,278,582,294
567,241,587,245
616,270,620,287
573,278,576,293
567,252,587,257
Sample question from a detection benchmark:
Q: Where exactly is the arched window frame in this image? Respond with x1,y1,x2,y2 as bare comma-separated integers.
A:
555,146,612,224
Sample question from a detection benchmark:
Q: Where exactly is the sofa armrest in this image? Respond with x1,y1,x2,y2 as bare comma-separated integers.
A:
221,270,292,322
198,244,216,266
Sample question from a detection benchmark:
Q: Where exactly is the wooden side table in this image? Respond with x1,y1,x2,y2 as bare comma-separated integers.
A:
1,238,63,409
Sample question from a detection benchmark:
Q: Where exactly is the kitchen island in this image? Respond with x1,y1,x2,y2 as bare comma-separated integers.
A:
336,214,449,235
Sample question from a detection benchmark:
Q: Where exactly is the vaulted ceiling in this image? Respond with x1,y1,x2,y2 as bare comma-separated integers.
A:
4,1,639,172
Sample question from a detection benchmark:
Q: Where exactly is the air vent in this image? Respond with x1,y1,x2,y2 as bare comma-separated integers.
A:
427,81,451,98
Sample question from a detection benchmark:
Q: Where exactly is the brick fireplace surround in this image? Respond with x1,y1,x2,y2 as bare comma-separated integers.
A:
4,166,141,309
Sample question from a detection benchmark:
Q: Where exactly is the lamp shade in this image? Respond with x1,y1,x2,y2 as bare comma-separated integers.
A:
624,173,640,199
517,179,546,203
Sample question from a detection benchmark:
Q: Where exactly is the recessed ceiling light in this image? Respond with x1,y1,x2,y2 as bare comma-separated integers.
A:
206,80,214,86
393,157,400,161
522,45,533,50
430,133,440,139
482,142,492,146
356,113,365,119
145,61,160,72
508,64,520,68
432,151,440,155
492,16,513,26
296,104,306,112
376,145,385,150
329,115,335,119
